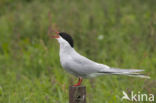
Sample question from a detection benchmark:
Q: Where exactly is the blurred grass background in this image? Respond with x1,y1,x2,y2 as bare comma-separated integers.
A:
0,0,156,103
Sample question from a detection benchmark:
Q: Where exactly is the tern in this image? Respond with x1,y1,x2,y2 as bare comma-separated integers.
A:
52,32,150,86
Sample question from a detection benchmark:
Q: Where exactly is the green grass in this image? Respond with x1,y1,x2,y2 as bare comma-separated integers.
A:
0,0,156,103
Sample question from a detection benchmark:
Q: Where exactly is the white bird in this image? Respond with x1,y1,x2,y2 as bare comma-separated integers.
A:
51,32,150,86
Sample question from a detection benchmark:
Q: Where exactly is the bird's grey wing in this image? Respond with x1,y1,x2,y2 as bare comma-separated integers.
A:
67,51,149,78
70,52,110,76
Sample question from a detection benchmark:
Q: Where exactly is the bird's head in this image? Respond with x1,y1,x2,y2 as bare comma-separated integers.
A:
52,32,74,48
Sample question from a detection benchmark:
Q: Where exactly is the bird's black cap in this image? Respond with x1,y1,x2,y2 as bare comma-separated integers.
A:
59,32,74,47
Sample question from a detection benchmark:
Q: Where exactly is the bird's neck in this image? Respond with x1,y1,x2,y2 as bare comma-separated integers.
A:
59,43,74,55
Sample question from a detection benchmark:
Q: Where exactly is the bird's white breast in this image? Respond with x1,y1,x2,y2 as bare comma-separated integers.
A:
59,49,80,76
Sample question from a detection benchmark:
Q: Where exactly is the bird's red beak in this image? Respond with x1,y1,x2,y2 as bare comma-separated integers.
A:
52,35,59,38
51,31,60,39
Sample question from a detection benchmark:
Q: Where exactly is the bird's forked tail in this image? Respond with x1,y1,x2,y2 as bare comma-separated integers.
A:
99,68,150,79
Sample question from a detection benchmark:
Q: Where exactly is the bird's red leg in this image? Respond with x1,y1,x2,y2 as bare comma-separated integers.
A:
73,77,83,86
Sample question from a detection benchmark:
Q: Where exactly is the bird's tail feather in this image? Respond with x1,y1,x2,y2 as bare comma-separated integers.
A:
127,74,150,79
99,68,150,79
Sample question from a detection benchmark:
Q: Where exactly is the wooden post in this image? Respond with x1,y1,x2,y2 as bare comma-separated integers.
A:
69,86,86,103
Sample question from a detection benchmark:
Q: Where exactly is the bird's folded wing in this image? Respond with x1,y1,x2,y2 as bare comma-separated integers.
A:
71,53,110,74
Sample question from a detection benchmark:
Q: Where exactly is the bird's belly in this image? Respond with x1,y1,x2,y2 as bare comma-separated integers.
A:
60,60,87,77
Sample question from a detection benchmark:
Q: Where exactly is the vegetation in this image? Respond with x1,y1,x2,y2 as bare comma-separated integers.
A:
0,0,155,103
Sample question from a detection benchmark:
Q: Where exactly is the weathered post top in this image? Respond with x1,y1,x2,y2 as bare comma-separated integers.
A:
69,86,86,103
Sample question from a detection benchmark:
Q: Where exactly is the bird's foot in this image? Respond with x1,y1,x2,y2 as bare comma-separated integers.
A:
73,83,81,86
73,77,82,87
